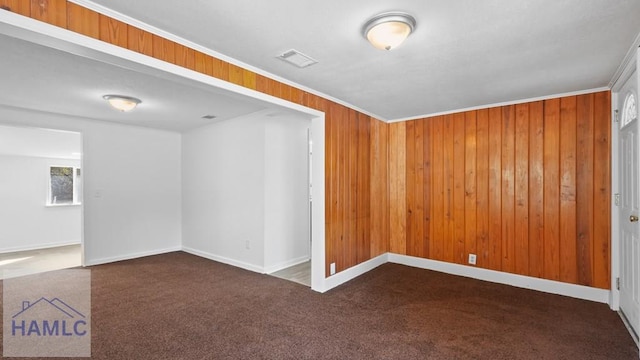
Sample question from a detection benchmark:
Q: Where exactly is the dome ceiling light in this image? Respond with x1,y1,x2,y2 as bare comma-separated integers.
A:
363,12,416,51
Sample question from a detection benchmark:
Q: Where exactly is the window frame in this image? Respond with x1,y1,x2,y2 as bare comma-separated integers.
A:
46,165,82,207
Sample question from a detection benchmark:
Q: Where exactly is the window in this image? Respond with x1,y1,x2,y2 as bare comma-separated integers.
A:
48,166,82,205
621,92,637,128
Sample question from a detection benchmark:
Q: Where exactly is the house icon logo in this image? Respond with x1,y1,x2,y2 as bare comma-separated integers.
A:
11,297,88,337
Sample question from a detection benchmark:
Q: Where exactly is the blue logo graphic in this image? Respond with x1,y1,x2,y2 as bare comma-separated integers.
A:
11,297,87,337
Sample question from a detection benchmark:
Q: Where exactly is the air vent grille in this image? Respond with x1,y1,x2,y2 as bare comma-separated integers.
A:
277,49,318,68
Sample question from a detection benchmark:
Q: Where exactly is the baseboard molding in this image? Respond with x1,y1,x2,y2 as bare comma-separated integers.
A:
388,253,610,304
319,253,388,293
264,256,310,274
0,241,80,254
181,246,264,274
84,246,181,266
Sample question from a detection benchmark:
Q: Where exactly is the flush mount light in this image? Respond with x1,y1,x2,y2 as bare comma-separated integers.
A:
102,95,142,112
363,12,416,50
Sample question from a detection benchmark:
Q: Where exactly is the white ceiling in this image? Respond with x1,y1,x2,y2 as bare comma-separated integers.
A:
84,0,640,121
0,33,276,132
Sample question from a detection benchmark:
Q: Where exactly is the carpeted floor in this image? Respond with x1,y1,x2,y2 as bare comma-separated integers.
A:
1,251,637,359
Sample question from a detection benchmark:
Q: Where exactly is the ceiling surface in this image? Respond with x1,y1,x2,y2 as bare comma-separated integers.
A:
85,0,640,121
0,33,275,132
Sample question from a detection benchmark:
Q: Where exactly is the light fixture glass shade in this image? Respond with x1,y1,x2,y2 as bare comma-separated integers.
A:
363,12,416,50
103,95,141,112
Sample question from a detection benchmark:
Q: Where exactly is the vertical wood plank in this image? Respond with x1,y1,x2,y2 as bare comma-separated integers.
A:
127,26,153,57
465,111,478,264
243,70,257,90
576,94,595,286
544,98,561,281
501,105,516,272
0,0,31,16
66,2,99,39
431,116,445,261
476,109,490,268
356,113,371,263
443,114,455,262
453,113,466,264
30,0,66,27
347,108,358,269
528,101,545,279
174,44,196,70
152,35,175,64
560,96,578,283
228,64,245,86
389,122,407,254
406,121,417,256
370,118,389,256
212,57,230,82
195,51,214,76
488,107,503,271
514,104,530,276
99,15,127,48
593,91,611,289
414,119,425,258
423,118,432,258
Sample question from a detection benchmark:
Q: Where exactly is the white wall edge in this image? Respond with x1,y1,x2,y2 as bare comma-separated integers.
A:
182,246,264,274
0,241,80,254
314,253,388,293
388,87,611,123
265,256,310,275
388,254,610,304
84,246,181,267
609,31,640,88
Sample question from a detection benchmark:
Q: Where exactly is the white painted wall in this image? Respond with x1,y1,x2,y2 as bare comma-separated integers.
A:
0,107,182,265
182,113,266,270
264,115,311,272
182,111,310,273
0,155,81,252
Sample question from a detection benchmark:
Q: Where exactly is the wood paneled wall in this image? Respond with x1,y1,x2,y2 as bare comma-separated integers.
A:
0,0,389,277
389,92,611,289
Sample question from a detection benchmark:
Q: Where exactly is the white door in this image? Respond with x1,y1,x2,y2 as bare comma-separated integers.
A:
618,65,640,342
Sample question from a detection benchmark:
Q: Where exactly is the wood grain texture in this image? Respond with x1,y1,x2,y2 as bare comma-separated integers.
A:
392,92,610,289
127,26,153,56
174,44,196,70
99,14,127,48
66,2,99,39
389,122,407,254
592,91,611,289
370,118,389,257
560,97,578,283
30,0,65,27
152,34,175,64
0,0,31,16
514,104,529,276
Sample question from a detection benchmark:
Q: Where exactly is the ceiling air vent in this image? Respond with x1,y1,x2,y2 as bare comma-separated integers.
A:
201,115,217,120
277,49,318,68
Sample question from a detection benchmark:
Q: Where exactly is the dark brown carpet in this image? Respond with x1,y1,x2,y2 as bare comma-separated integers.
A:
1,251,637,359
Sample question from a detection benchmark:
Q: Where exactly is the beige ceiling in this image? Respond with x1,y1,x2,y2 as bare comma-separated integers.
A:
83,0,640,121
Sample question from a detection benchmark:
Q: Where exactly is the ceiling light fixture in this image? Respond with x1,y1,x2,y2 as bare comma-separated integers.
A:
103,95,142,112
363,12,416,50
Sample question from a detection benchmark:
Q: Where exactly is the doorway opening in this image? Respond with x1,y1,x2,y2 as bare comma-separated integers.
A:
0,125,83,279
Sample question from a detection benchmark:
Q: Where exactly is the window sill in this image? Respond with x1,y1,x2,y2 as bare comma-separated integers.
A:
45,203,82,208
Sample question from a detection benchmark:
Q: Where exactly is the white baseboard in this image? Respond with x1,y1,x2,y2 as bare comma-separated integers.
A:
388,253,610,304
0,241,81,254
264,256,310,274
84,246,181,266
181,246,264,274
318,253,388,293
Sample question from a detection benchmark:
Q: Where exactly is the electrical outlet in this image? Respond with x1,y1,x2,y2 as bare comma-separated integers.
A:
330,262,336,275
468,254,477,265
245,240,250,250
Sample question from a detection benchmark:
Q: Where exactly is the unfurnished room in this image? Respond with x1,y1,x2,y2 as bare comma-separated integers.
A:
0,1,639,359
